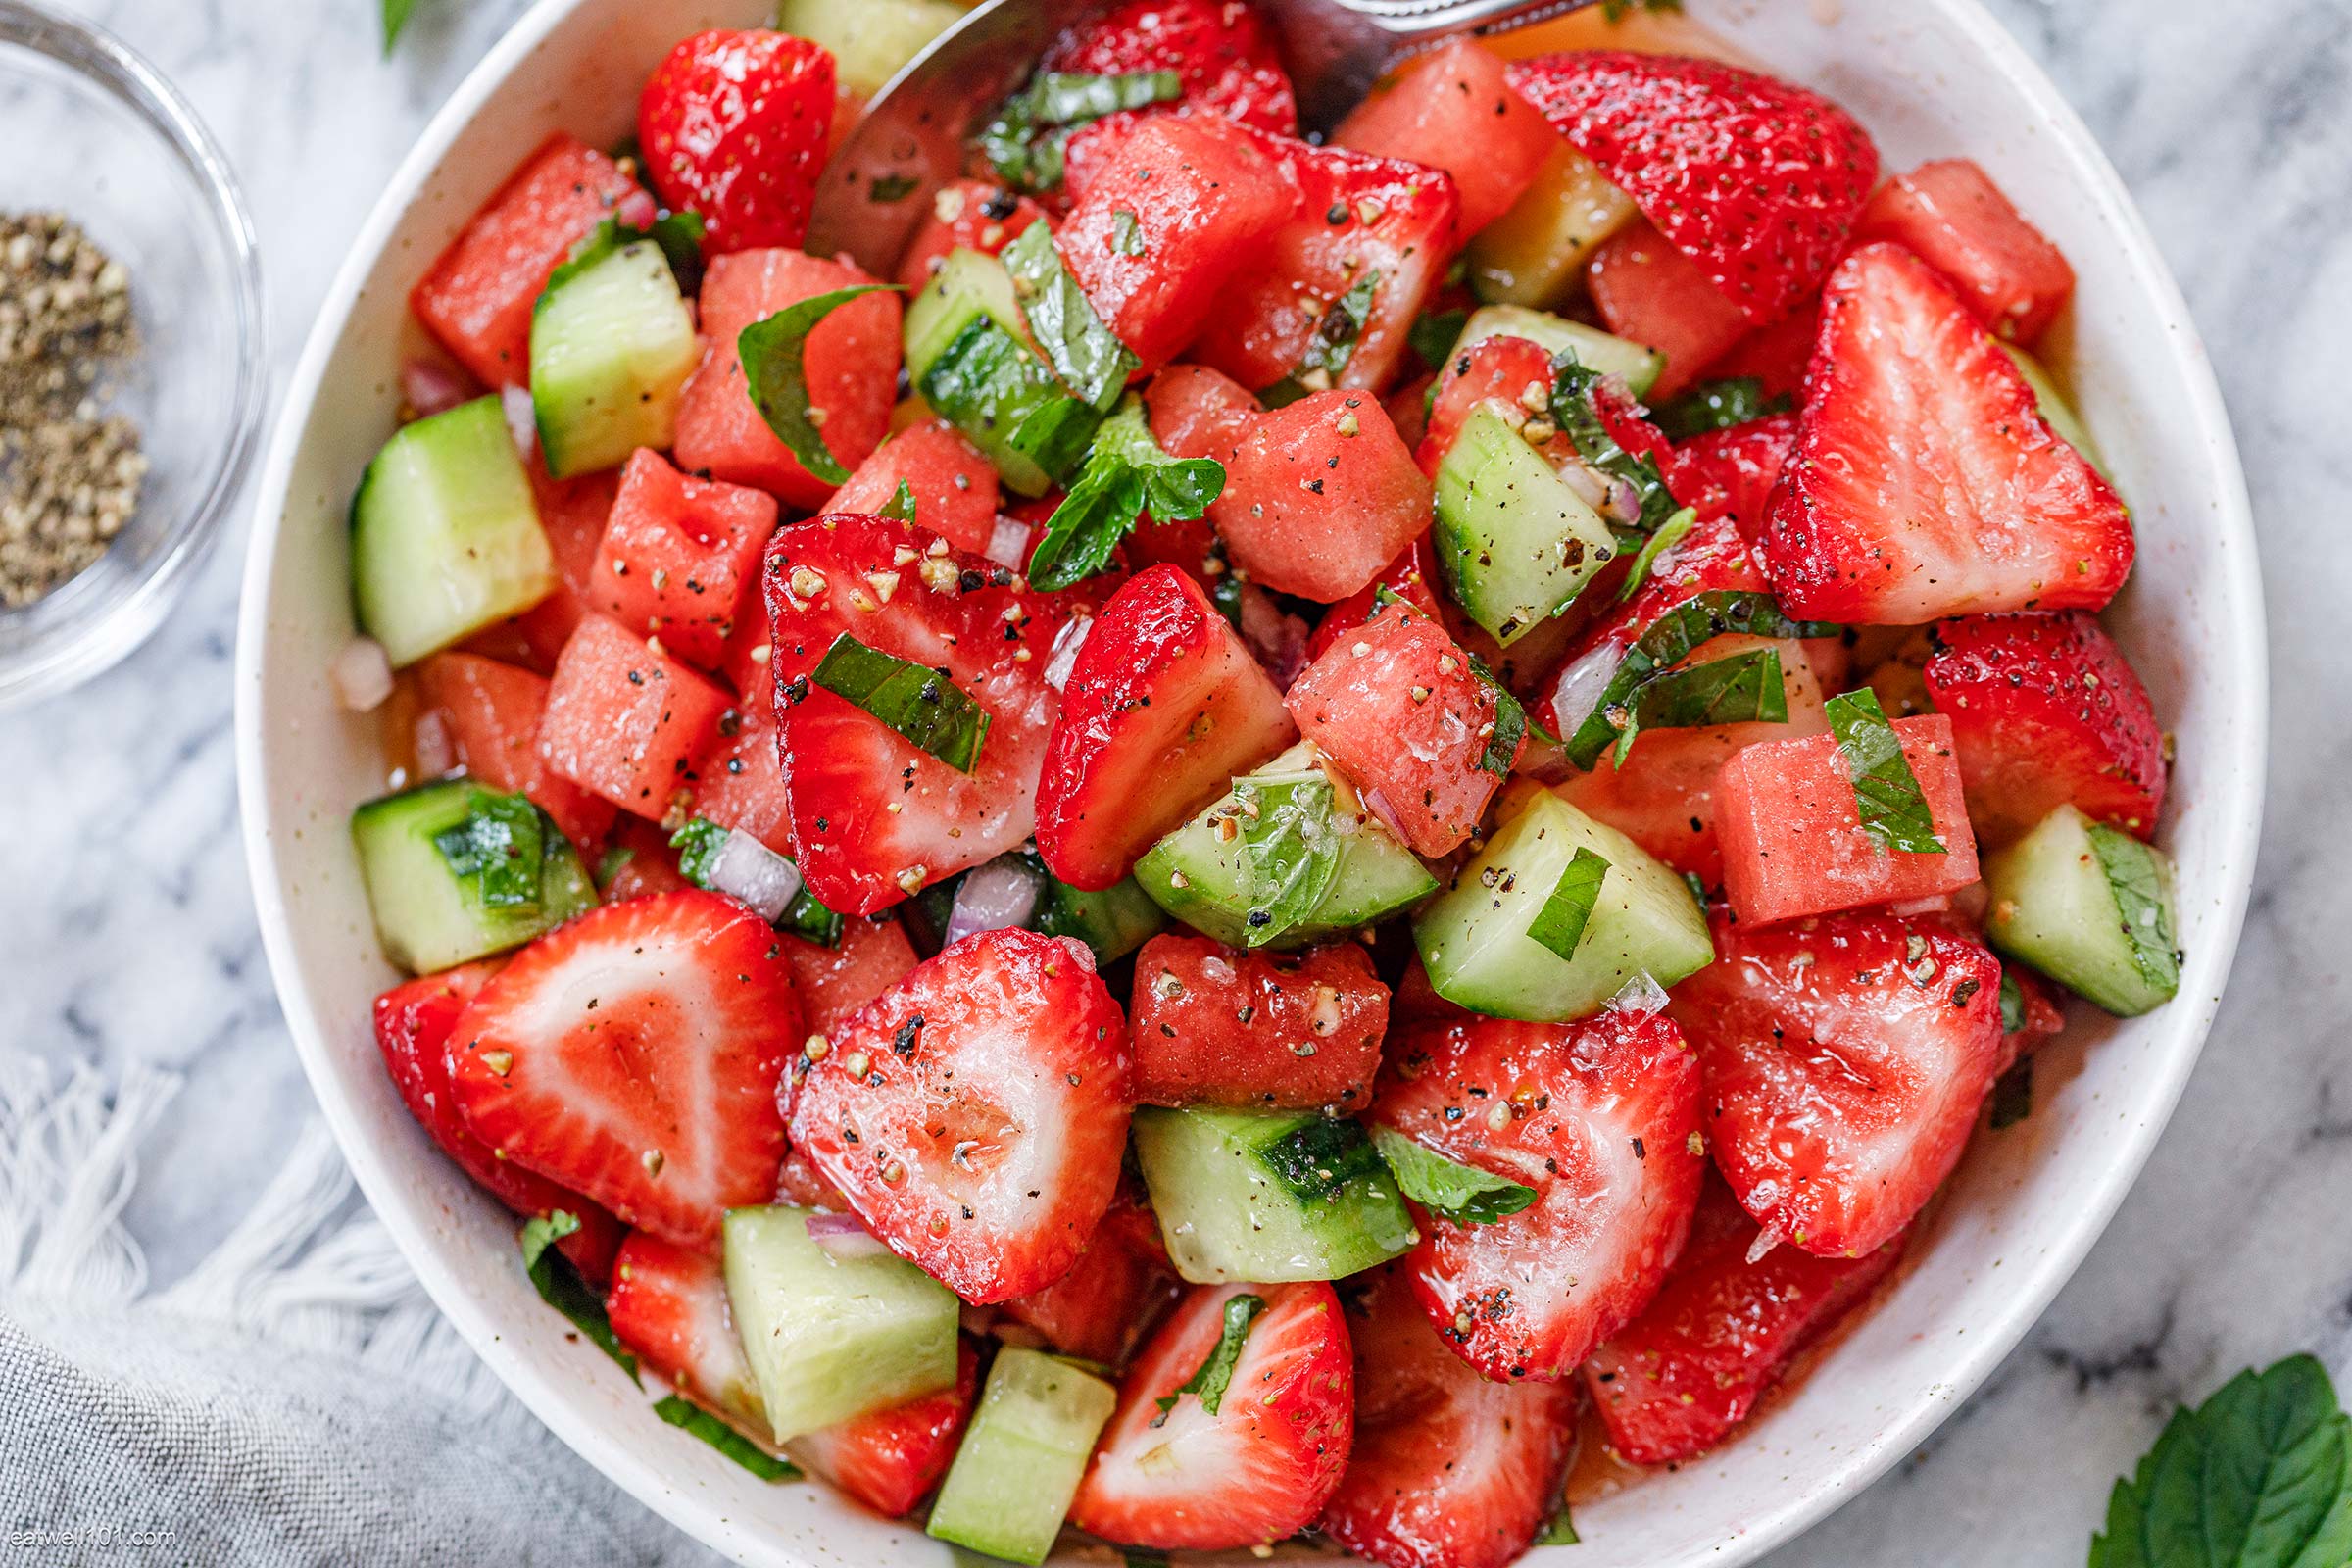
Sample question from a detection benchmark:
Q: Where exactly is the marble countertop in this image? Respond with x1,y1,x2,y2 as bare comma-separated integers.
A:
4,0,2344,1561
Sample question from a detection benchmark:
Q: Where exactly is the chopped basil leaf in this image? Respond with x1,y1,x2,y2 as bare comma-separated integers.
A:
981,70,1185,193
739,285,903,486
1550,348,1680,534
879,478,919,522
1989,1057,2034,1130
1227,773,1344,948
541,212,707,304
520,1211,640,1385
594,845,634,893
1610,647,1788,767
1154,1293,1267,1419
1616,506,1697,605
653,1396,800,1481
1003,221,1138,413
1028,396,1225,590
1110,208,1147,257
433,788,548,910
1466,654,1528,778
1526,847,1611,960
1409,308,1469,374
866,172,920,204
1683,869,1710,906
670,816,843,946
1536,1501,1581,1545
1825,687,1947,855
810,634,993,773
1372,1128,1538,1226
1998,969,2029,1035
1262,270,1383,408
1651,375,1792,441
1563,590,1838,769
2088,821,2181,997
1208,555,1246,631
1260,1114,1390,1201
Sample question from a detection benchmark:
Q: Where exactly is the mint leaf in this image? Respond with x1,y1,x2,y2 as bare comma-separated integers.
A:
433,788,548,910
1028,396,1224,590
520,1211,640,1385
878,479,919,522
1550,348,1680,534
2000,969,2029,1034
1409,308,1469,374
1372,1128,1537,1227
808,634,992,773
1263,271,1383,407
1989,1057,2034,1130
1610,647,1788,767
541,213,705,303
981,70,1184,193
2088,822,2182,1000
1260,1115,1391,1203
653,1396,800,1481
1225,773,1343,948
1825,687,1946,855
1616,506,1697,605
1466,654,1528,778
739,285,902,486
1155,1293,1267,1418
1563,590,1837,769
1651,375,1792,441
2089,1355,2352,1568
1526,847,1611,961
1003,221,1138,412
1536,1500,1581,1545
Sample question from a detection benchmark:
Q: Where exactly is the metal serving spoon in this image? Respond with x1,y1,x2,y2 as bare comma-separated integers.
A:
807,0,1602,274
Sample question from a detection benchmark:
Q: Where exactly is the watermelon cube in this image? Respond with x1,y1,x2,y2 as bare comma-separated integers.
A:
1057,113,1298,371
1418,333,1553,475
825,420,1002,556
1212,389,1432,602
591,448,777,670
896,178,1045,292
1330,37,1559,237
1713,713,1981,925
1145,364,1262,463
672,249,903,510
410,135,651,388
1854,159,2075,345
540,613,735,820
415,651,615,853
690,699,792,856
1587,220,1750,400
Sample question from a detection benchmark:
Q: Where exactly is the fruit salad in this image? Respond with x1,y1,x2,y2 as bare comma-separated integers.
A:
343,4,2180,1562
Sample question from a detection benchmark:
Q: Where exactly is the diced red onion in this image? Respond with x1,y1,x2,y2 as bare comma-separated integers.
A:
1886,894,1955,918
1361,785,1412,847
413,709,456,777
1547,643,1622,743
985,514,1031,569
1044,613,1092,692
1555,457,1610,513
943,857,1044,947
1239,584,1311,690
805,1212,891,1258
330,636,393,711
501,383,538,462
1601,475,1645,526
710,828,805,923
1607,972,1671,1017
401,359,472,420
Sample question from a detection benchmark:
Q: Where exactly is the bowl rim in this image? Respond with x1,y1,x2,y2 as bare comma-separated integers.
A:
0,0,268,710
233,0,2268,1561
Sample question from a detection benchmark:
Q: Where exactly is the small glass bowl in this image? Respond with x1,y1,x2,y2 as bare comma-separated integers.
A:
0,0,264,710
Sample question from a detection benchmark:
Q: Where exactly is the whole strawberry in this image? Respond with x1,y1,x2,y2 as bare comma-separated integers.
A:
1508,50,1879,326
639,28,834,254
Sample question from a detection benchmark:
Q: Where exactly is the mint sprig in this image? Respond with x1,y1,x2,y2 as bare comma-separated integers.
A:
1027,397,1224,591
739,285,902,486
1825,687,1946,856
1371,1128,1538,1227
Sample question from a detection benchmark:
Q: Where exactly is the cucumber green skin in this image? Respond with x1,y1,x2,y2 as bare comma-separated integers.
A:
349,779,596,973
1984,805,2179,1016
721,1205,961,1444
2000,342,2111,479
530,240,699,479
926,1348,1116,1566
905,248,1100,498
1030,863,1167,964
773,0,962,96
1132,1106,1419,1285
351,396,556,668
905,248,1031,377
1453,303,1664,397
1434,402,1619,646
1414,791,1714,1022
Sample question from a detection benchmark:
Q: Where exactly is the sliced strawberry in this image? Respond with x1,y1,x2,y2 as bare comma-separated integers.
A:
825,421,1003,557
1585,220,1751,401
1704,298,1819,401
896,179,1046,291
638,29,833,254
1583,1180,1905,1465
1319,1266,1581,1568
1046,0,1298,143
1384,370,1434,451
1287,594,1514,858
1037,564,1298,890
1665,412,1797,543
1853,159,2075,344
999,1177,1183,1366
1129,934,1389,1112
1190,130,1461,396
784,928,1133,1302
414,652,614,853
763,515,1087,915
1671,910,2003,1257
773,1145,852,1211
1507,51,1878,327
448,890,801,1251
1069,1281,1353,1550
1922,611,2167,845
1758,242,2134,622
793,1339,980,1518
1211,389,1433,603
607,1229,766,1425
784,913,920,1037
1332,37,1559,238
1373,1009,1705,1381
373,963,623,1283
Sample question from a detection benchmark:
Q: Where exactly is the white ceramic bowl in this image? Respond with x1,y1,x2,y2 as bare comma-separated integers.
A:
235,2,2265,1562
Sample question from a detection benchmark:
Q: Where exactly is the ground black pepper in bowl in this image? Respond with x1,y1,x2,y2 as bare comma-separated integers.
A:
0,211,147,609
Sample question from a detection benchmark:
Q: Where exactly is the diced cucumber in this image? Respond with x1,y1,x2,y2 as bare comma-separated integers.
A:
1434,401,1619,646
1466,144,1641,309
721,1205,961,1443
926,1348,1115,1566
1134,743,1438,948
530,239,700,478
1984,804,2180,1016
905,248,1033,378
2000,342,2111,479
350,780,597,973
1022,853,1168,964
350,396,556,668
907,251,1097,497
773,0,964,97
1453,303,1663,397
1132,1105,1419,1284
1413,791,1714,1022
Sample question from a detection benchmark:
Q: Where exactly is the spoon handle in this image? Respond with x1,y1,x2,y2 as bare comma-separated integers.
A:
1328,0,1602,37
